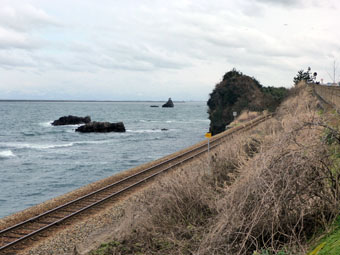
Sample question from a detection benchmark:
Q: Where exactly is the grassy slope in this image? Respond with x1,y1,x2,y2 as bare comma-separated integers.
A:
307,217,340,255
307,109,340,255
89,84,340,255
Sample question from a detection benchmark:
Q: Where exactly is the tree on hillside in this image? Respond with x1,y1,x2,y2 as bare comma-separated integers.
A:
207,69,288,135
293,67,314,84
261,86,289,111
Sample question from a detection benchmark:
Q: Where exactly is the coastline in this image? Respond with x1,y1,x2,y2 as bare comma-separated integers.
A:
0,100,189,103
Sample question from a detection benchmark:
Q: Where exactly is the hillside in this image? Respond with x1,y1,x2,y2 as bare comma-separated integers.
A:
82,83,340,255
207,69,288,135
23,82,340,255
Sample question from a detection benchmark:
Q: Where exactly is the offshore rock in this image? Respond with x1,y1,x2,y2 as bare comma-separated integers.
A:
52,115,91,126
75,122,126,133
162,98,174,108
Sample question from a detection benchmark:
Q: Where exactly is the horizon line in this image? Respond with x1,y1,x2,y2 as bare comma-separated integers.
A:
0,99,205,103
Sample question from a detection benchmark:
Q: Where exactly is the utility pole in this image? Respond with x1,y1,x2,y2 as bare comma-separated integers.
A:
328,60,338,85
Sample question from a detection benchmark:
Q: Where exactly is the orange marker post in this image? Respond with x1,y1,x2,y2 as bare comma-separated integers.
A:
205,132,212,152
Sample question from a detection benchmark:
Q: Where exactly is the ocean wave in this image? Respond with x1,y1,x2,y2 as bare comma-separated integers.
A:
127,129,175,133
0,142,75,150
40,121,83,128
0,150,15,158
74,140,112,145
63,124,83,127
138,119,201,124
194,119,210,122
0,140,114,150
139,119,172,123
139,120,159,123
127,129,162,133
166,119,209,123
40,121,53,127
22,132,36,137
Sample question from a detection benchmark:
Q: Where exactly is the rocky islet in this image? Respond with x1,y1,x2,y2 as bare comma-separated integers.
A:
52,115,126,133
162,98,174,108
52,115,91,126
75,121,126,133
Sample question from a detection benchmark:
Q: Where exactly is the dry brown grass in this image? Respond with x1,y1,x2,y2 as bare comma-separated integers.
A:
89,83,340,255
235,111,261,123
198,84,340,254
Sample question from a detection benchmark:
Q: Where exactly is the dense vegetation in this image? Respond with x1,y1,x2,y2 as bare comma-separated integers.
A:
207,69,288,135
293,67,315,85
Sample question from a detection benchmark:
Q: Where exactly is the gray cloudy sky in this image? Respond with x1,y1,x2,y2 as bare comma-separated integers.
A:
0,0,339,100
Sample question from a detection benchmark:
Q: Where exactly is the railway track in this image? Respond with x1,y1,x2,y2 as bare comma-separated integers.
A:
0,114,272,255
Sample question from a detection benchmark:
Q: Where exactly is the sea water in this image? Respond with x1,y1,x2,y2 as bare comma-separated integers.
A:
0,101,209,218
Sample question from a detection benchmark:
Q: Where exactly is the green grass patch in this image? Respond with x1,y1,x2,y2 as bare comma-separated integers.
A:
89,241,121,255
317,109,324,115
308,217,340,255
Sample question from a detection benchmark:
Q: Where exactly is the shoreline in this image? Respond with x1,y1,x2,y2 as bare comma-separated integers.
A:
0,100,189,103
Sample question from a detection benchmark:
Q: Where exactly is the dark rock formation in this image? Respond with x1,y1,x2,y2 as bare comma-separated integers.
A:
52,115,91,126
150,105,159,107
75,122,125,133
161,128,168,131
207,69,288,135
162,98,174,108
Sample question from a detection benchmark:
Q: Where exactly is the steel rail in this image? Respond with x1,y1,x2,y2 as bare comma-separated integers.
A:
0,114,272,254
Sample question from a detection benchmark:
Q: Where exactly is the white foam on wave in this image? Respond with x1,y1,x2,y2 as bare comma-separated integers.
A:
0,142,74,150
0,150,15,158
36,143,75,149
40,121,83,128
0,140,114,150
74,140,112,145
40,121,53,127
127,129,162,133
127,129,175,133
66,124,83,127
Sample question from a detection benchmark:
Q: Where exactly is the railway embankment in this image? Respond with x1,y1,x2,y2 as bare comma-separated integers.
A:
0,110,270,254
86,83,340,255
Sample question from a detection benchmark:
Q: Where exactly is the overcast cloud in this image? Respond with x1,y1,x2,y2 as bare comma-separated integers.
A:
0,0,339,100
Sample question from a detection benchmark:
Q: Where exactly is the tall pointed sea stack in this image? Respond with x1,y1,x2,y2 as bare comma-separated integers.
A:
162,98,174,108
